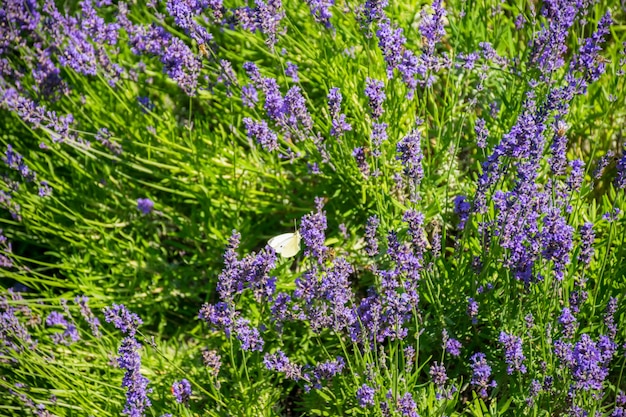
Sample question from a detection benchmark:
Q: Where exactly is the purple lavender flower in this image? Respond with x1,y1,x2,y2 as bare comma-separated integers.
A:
3,145,36,182
75,296,101,338
454,195,471,229
234,318,264,351
307,357,345,391
467,298,478,324
593,150,614,180
578,223,594,265
470,352,496,399
264,350,303,381
356,383,376,407
570,334,611,392
305,0,334,28
352,147,370,178
604,298,618,339
243,118,279,151
445,337,462,357
360,0,389,25
328,87,352,138
430,361,448,386
300,198,328,262
364,78,385,119
397,128,424,200
616,151,626,190
376,20,405,79
172,379,192,404
364,216,380,256
526,379,542,406
284,86,313,134
217,59,238,95
397,392,419,417
103,304,143,337
548,121,568,175
241,84,259,107
95,128,123,155
371,122,388,153
136,198,154,215
559,307,578,339
419,0,447,55
202,349,222,377
285,62,299,82
475,118,488,148
570,12,612,83
567,159,585,192
540,208,573,280
499,332,527,374
117,337,152,417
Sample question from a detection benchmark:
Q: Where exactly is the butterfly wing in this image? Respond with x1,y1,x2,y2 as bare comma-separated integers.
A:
279,232,301,258
268,232,301,258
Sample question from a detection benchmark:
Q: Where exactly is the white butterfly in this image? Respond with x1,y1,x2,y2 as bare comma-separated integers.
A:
268,231,301,258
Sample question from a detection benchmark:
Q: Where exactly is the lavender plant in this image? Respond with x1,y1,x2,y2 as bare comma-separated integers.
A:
1,0,625,416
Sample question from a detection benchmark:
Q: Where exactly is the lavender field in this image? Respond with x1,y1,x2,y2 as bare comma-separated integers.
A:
1,0,625,416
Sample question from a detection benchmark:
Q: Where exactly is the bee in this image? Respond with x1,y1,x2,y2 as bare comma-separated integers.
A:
199,43,209,58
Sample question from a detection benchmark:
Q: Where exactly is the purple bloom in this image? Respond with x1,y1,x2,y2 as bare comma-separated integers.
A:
234,318,264,351
540,208,573,280
475,118,488,148
499,332,527,374
360,0,388,24
578,223,594,266
300,198,328,262
371,122,388,156
397,392,419,417
548,121,568,175
567,159,585,192
202,349,222,377
243,118,279,151
364,78,385,119
75,296,101,338
430,361,448,386
305,0,334,28
304,356,345,391
570,12,612,83
376,20,405,79
117,337,152,417
526,379,542,406
328,87,352,138
593,150,614,180
356,384,376,407
264,350,303,381
570,334,611,392
397,128,424,201
559,307,578,339
616,151,626,190
172,379,192,404
241,84,259,107
604,297,618,339
285,62,299,82
467,298,478,324
3,145,36,182
470,352,496,399
352,147,370,178
284,86,313,134
419,0,447,55
454,195,471,229
364,216,380,256
95,128,122,155
103,304,143,337
136,198,154,215
444,336,462,357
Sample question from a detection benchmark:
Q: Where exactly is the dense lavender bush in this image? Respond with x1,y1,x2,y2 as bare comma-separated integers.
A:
1,0,625,416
